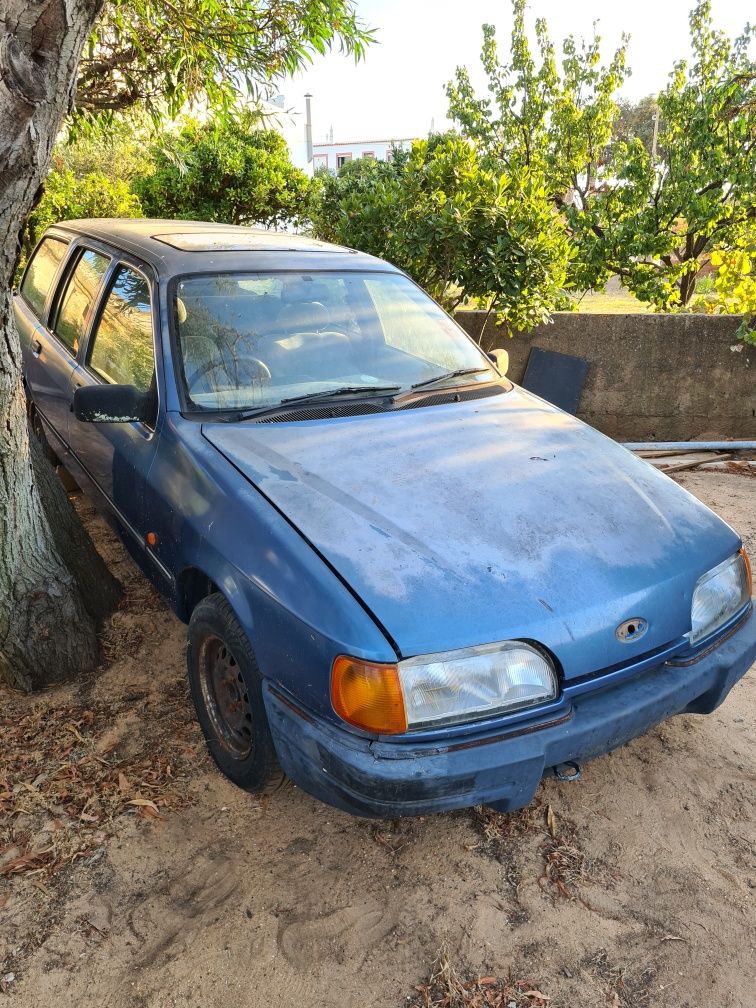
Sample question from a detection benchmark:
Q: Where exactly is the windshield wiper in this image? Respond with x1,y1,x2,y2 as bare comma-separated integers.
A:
411,367,491,391
232,384,401,421
279,384,400,405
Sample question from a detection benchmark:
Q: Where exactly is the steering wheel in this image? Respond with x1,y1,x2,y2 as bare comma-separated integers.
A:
186,326,272,393
188,354,272,390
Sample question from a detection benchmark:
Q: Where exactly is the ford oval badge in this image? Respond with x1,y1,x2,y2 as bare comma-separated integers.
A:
616,618,648,643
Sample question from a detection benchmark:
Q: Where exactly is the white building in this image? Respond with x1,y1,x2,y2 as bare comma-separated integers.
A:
311,137,417,173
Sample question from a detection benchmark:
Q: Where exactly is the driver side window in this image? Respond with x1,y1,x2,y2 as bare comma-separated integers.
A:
89,265,155,395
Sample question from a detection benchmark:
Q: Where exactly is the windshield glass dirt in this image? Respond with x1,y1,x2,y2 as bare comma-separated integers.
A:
174,271,496,411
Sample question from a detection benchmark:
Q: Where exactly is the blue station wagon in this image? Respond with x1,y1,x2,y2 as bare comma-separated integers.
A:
15,219,756,817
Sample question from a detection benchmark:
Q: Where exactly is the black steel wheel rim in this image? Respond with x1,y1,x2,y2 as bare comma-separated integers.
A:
197,634,253,759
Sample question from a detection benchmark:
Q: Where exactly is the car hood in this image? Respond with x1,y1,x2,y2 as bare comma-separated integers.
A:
202,387,740,678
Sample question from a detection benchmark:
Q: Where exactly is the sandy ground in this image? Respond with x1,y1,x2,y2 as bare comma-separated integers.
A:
1,470,754,1008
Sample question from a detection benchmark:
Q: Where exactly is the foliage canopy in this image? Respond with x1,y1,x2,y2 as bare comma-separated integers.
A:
447,0,756,314
447,5,629,189
310,134,571,332
694,229,756,345
585,2,756,309
137,114,311,227
76,0,373,127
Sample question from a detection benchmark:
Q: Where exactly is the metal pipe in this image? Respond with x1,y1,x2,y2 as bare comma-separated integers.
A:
304,93,313,164
623,441,756,452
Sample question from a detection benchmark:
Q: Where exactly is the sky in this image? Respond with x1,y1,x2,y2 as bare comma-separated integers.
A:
279,0,754,166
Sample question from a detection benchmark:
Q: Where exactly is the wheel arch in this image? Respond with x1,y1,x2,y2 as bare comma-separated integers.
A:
175,564,259,641
175,565,220,623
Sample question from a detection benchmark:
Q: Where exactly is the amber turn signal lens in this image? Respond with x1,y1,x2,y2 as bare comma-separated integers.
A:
740,547,752,596
331,656,407,734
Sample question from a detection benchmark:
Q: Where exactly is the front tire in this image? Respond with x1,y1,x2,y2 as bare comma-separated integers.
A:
187,593,278,792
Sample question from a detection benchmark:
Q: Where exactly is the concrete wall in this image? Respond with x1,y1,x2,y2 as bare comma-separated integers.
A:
456,311,755,441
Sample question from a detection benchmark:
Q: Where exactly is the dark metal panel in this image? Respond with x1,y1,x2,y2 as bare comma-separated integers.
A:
521,346,589,415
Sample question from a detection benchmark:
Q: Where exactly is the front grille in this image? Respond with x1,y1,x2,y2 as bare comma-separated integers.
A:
564,636,689,701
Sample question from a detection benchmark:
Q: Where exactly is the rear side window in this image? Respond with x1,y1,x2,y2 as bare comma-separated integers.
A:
20,237,68,317
89,266,155,393
53,249,111,353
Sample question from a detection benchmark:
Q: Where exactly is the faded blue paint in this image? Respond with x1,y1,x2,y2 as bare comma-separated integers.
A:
15,218,756,819
203,386,740,677
265,612,756,817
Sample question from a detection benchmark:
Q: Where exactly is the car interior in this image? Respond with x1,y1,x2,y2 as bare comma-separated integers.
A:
176,275,405,408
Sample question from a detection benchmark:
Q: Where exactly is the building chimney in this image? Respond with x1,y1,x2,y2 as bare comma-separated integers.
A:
304,93,313,163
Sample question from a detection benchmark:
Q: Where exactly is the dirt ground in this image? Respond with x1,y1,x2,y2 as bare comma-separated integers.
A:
1,470,754,1008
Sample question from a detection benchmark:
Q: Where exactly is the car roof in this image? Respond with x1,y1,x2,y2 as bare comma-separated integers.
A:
51,219,401,276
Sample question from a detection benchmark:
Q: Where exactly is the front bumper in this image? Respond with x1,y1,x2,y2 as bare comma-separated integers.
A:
263,607,756,818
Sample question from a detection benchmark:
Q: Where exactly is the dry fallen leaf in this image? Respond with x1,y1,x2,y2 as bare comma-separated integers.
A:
117,772,131,795
546,805,557,838
127,797,160,813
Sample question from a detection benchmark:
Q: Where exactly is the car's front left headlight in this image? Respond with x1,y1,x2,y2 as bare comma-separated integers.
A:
398,641,558,729
331,641,558,734
689,549,751,646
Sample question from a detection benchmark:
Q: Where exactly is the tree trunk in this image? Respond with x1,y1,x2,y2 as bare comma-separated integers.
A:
0,0,117,692
677,235,699,306
678,267,699,306
28,419,120,626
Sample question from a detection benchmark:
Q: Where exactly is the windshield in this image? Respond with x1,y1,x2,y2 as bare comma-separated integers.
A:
173,271,497,412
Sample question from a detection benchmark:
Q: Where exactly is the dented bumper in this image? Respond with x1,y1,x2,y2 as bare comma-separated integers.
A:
264,608,756,819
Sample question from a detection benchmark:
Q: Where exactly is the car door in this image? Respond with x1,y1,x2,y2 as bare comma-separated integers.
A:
14,234,78,450
34,243,113,448
68,259,161,543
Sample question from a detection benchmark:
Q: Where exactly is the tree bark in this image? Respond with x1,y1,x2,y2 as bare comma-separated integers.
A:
0,0,117,692
676,234,699,307
28,420,120,626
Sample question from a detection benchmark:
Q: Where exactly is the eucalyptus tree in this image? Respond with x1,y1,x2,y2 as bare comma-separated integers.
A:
0,0,371,690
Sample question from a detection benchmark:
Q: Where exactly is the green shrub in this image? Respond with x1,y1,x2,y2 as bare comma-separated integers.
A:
309,134,571,333
23,170,143,265
136,114,311,229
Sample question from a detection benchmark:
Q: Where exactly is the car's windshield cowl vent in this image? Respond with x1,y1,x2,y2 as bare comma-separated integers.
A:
254,383,504,424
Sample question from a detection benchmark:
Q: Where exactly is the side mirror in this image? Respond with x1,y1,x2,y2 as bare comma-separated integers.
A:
73,383,151,424
488,348,509,375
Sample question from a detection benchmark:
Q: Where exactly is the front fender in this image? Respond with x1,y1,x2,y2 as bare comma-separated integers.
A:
148,416,397,721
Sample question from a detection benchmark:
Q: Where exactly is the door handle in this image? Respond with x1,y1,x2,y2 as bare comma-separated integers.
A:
31,339,42,358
